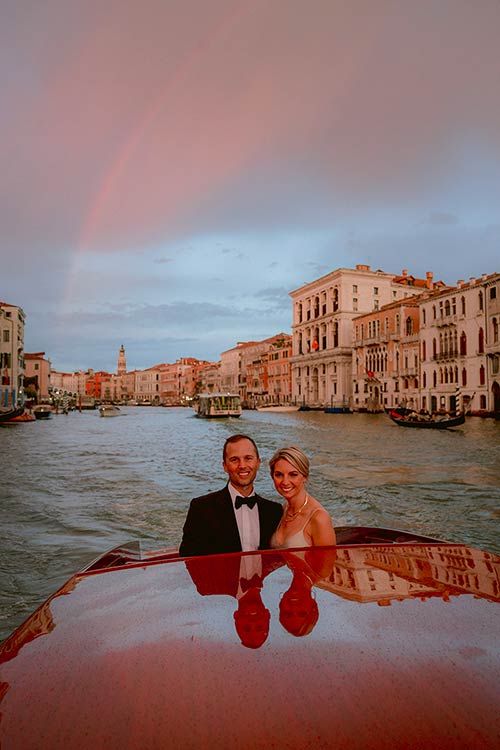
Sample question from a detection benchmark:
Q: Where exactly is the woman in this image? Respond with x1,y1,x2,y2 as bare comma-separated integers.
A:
269,446,336,548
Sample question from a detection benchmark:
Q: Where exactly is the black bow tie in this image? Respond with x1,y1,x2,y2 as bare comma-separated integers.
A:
235,495,257,510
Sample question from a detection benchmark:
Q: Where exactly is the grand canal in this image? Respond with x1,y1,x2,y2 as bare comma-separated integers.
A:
1,406,499,642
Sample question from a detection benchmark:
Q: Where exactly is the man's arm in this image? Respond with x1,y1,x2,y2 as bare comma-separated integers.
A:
179,498,206,557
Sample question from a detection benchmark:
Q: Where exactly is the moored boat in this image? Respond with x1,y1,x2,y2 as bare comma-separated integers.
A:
99,404,121,417
389,410,466,429
256,404,300,413
0,406,25,422
0,527,498,748
33,405,53,420
193,392,242,418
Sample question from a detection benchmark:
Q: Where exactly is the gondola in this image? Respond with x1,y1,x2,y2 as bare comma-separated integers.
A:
389,410,465,429
0,406,25,422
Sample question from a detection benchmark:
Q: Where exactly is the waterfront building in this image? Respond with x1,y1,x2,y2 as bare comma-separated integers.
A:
196,361,222,394
0,301,25,408
221,334,292,406
289,266,438,409
135,365,161,404
419,276,492,415
24,352,51,402
246,334,293,407
484,272,500,415
352,297,422,412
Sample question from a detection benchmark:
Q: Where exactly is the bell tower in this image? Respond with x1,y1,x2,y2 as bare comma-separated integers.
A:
117,344,127,376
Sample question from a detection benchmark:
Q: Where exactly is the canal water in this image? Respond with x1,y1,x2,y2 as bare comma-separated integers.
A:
1,407,499,642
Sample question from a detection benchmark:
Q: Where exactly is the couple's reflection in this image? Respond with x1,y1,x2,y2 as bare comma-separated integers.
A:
185,548,336,647
279,548,336,637
185,553,278,649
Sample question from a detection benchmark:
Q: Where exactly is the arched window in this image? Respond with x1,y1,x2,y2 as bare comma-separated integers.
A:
445,299,450,316
461,296,466,316
493,317,498,344
422,308,426,325
298,303,303,324
460,332,467,356
405,317,413,335
478,291,483,311
423,372,427,388
433,370,437,387
478,327,484,353
479,365,485,385
422,340,426,360
333,289,339,312
333,322,339,348
462,368,467,387
432,338,437,358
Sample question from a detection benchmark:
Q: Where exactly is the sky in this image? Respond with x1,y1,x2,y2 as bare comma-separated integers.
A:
1,0,500,374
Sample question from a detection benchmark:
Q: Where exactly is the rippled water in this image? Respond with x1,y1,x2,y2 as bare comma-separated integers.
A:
1,407,499,642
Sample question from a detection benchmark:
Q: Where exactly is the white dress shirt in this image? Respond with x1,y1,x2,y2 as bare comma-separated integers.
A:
228,483,260,551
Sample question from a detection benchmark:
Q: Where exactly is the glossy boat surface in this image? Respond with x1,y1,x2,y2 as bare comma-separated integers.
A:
1,535,499,749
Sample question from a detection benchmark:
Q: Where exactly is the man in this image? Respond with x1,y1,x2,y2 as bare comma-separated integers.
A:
179,434,282,557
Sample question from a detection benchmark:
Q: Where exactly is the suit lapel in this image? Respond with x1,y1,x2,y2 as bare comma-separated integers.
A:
217,487,242,552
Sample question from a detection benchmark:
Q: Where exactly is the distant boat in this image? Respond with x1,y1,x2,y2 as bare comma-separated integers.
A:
33,405,53,420
194,393,242,418
256,405,300,413
99,405,121,418
389,410,465,429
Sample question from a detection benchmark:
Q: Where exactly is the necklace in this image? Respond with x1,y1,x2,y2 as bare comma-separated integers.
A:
284,494,309,523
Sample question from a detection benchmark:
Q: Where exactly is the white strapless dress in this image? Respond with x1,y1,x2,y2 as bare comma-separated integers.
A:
270,508,320,549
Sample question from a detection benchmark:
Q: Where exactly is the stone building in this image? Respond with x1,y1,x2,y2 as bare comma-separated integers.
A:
289,265,437,409
352,296,422,412
0,301,25,408
419,274,496,415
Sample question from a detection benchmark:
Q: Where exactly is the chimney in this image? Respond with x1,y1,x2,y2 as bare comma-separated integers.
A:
457,280,464,288
469,277,476,285
402,269,408,277
355,264,371,272
425,271,434,290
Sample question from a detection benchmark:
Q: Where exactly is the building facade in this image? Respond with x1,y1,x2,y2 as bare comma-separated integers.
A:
0,301,26,408
289,266,437,409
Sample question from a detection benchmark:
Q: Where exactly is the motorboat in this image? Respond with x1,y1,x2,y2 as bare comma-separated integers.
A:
33,405,53,420
99,404,121,417
0,526,498,748
193,393,242,418
389,410,466,429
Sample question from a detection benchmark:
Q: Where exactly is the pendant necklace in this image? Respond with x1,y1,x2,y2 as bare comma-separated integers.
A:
284,494,309,523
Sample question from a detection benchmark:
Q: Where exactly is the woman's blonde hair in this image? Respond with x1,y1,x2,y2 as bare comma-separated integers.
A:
269,446,309,479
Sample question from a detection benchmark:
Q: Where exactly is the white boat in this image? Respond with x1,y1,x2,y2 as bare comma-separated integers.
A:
194,393,242,418
256,404,300,412
99,405,121,418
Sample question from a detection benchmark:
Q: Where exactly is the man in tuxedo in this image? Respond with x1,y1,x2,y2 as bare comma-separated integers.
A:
179,434,282,557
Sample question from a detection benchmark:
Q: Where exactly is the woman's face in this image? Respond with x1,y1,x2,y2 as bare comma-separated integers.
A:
271,458,307,502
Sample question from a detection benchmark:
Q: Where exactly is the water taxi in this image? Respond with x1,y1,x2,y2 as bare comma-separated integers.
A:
193,392,242,418
99,404,121,418
0,527,498,748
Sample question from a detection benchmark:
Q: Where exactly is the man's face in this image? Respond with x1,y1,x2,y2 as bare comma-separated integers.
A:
223,438,261,494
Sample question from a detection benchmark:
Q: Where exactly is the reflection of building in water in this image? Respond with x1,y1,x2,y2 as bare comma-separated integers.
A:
316,545,500,605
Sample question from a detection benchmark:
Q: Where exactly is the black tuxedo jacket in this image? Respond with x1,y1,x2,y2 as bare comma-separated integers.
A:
179,485,282,557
